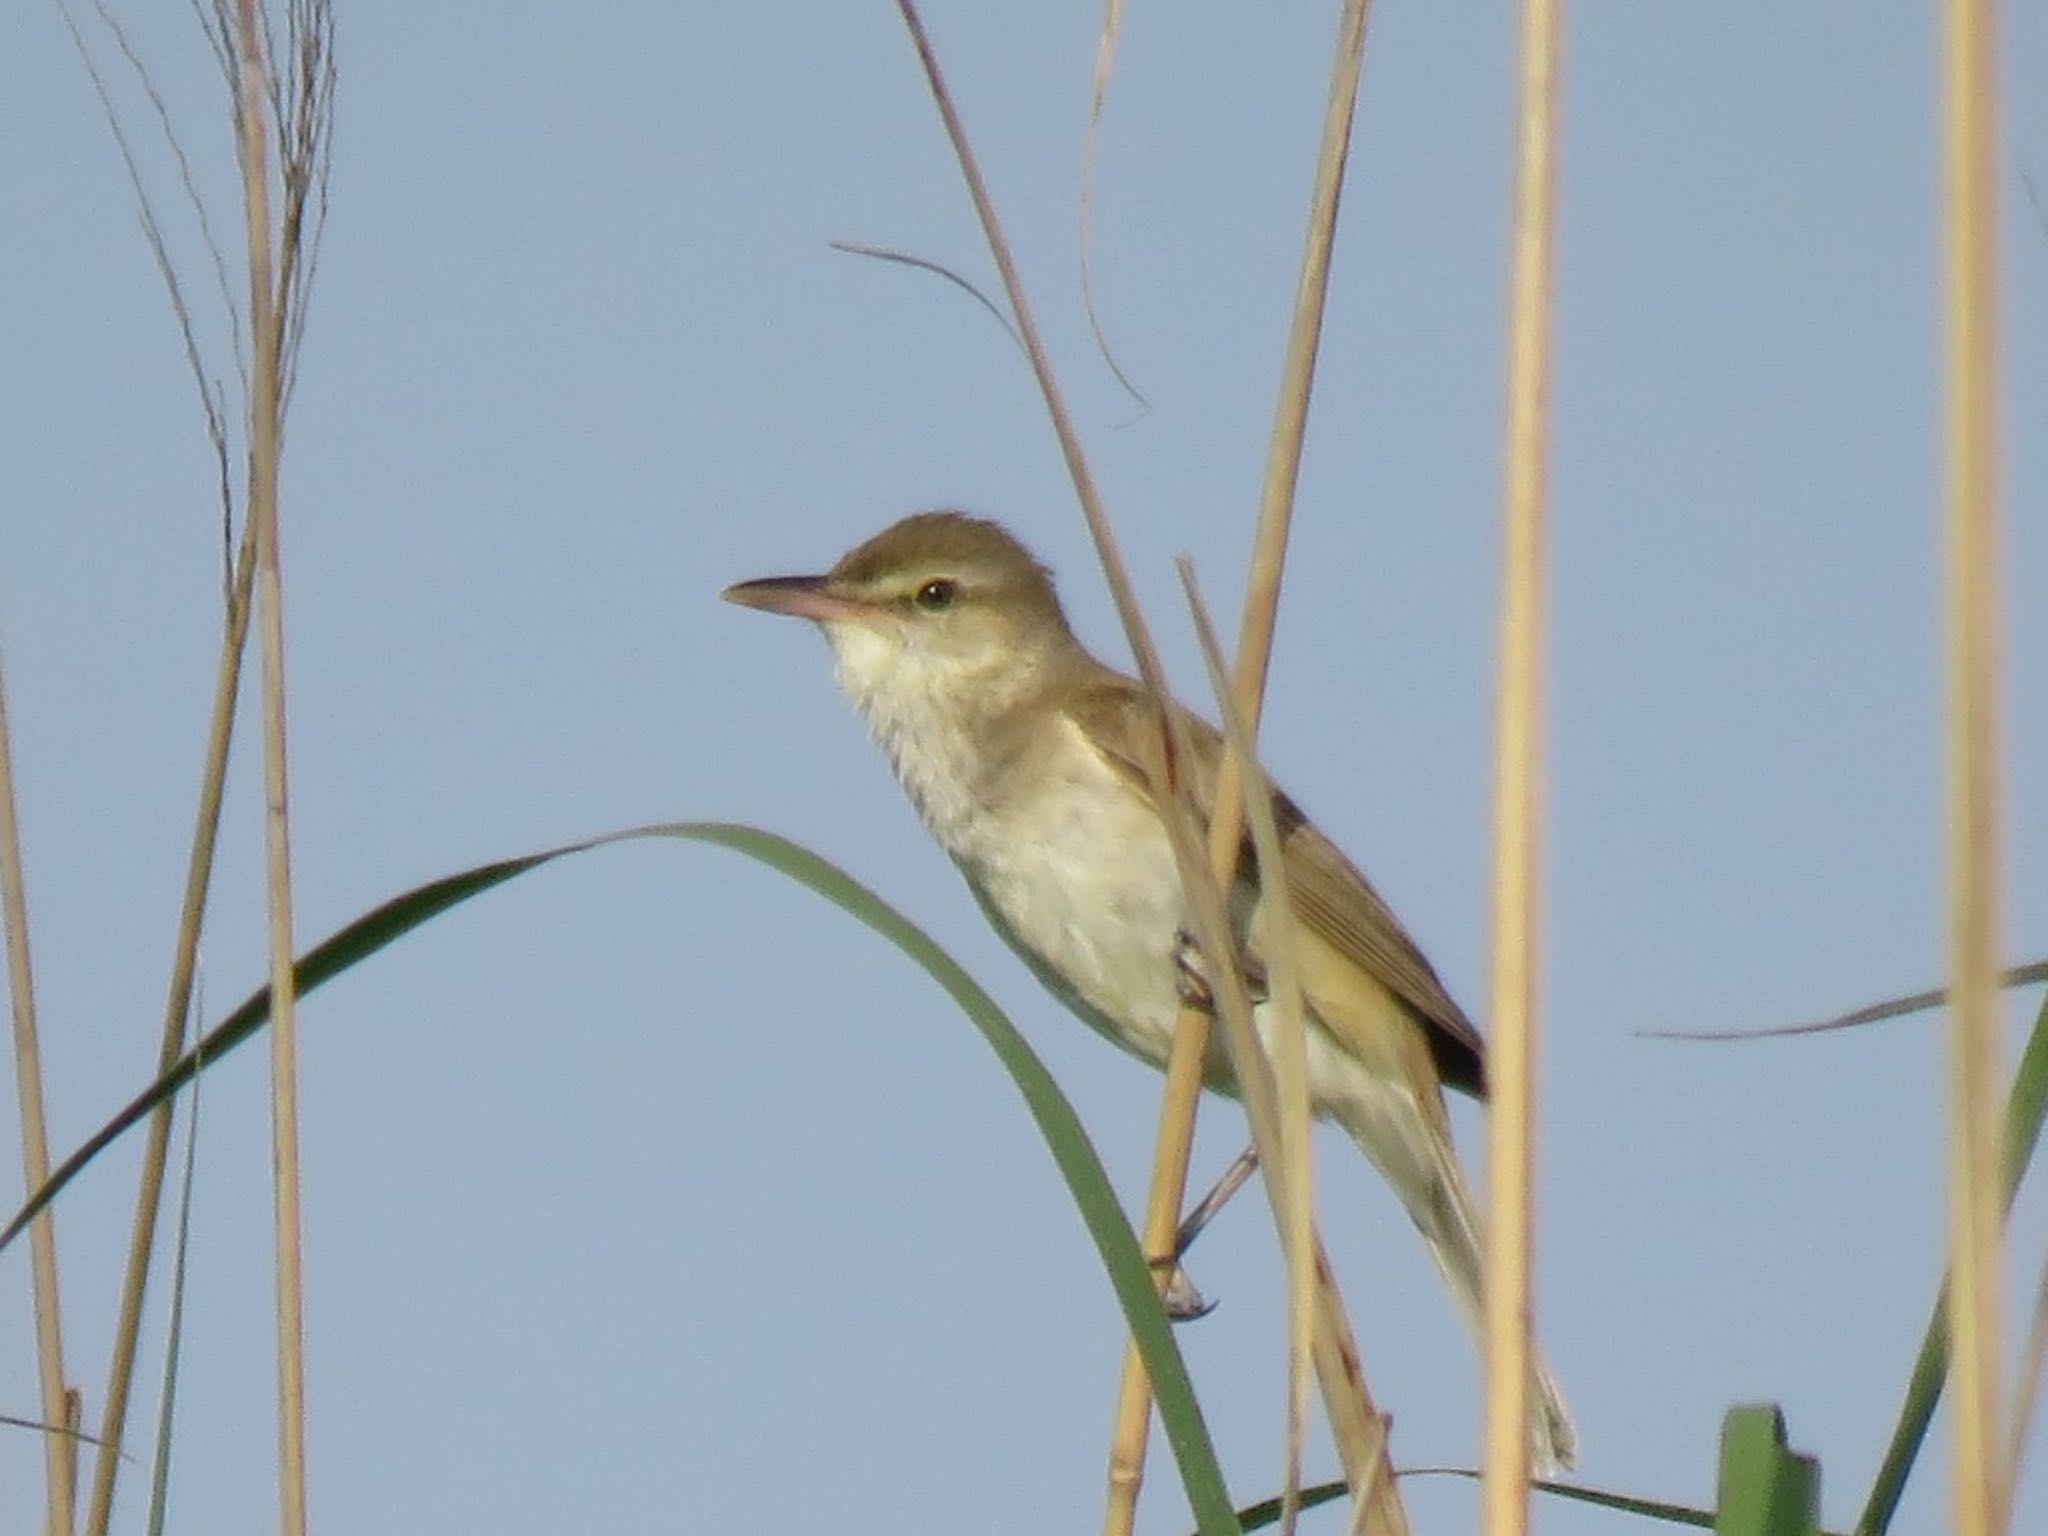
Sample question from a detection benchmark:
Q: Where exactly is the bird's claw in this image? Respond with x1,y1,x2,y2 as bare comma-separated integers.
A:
1171,928,1269,1011
1147,1255,1217,1322
1171,929,1216,1013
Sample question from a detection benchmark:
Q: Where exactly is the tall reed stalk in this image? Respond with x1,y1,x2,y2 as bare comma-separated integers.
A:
1483,2,1562,1533
1937,0,2006,1532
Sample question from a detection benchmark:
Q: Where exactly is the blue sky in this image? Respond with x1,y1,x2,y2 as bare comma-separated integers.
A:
2,3,2045,1532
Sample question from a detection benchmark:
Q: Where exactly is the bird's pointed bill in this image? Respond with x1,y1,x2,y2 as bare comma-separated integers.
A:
721,575,871,624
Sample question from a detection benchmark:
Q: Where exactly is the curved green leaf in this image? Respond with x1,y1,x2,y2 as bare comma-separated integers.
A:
1231,1467,1746,1534
0,842,563,1255
1856,984,2048,1535
0,822,1239,1533
1229,1477,1350,1531
635,826,1241,1534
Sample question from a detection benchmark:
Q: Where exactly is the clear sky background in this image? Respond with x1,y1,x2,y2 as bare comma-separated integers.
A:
2,4,2046,1533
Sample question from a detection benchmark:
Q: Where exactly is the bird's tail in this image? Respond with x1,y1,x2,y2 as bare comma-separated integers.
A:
1339,1093,1578,1475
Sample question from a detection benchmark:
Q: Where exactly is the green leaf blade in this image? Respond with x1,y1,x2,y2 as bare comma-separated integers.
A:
2,822,1242,1533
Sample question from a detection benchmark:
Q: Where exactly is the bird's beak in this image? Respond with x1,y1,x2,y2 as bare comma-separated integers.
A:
721,574,871,624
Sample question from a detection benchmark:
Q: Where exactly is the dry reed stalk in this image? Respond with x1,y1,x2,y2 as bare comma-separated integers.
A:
53,6,322,1527
0,650,77,1536
882,8,1421,1531
52,10,251,1529
1105,4,1391,1532
1938,0,2006,1531
1482,1,1562,1532
229,3,309,1530
1183,564,1319,1536
87,524,258,1536
888,6,1406,1531
885,0,1284,1211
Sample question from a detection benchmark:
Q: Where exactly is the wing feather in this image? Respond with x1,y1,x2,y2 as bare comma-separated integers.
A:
1068,670,1487,1099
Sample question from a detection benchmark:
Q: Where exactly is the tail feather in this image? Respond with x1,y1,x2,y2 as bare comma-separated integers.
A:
1340,1093,1578,1474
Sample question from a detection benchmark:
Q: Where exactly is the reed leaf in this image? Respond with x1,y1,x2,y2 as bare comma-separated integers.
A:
0,822,1241,1534
1857,985,2048,1535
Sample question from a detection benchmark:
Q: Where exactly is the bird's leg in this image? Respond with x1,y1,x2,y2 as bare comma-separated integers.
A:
1175,1143,1259,1259
1143,1146,1260,1321
1159,933,1268,1321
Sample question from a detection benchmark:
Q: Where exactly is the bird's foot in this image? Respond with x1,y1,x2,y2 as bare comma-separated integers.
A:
1146,1253,1217,1322
1171,928,1270,1012
1170,929,1216,1013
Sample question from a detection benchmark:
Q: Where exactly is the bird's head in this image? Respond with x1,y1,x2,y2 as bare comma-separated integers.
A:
723,511,1079,720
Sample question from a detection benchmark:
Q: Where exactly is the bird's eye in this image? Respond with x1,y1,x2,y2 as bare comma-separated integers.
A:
913,578,957,611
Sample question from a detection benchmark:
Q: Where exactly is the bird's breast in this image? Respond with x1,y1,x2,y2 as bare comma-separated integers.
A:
949,717,1187,1067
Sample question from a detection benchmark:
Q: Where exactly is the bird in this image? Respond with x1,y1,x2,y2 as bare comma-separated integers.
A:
722,509,1576,1473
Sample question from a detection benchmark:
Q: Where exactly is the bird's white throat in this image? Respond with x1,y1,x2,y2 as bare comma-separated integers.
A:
823,619,1004,854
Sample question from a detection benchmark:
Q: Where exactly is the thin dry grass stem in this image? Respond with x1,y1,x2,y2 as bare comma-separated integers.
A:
1111,767,1367,1532
90,0,249,383
1182,565,1317,1536
826,241,1026,354
1642,961,2048,1042
1304,1246,1402,1536
146,988,208,1536
57,1,237,533
1483,0,1562,1530
229,2,309,1531
54,9,253,1528
894,8,1408,1530
96,0,249,390
886,10,1377,1533
57,6,328,1529
891,1,1168,697
1106,1,1381,1529
1102,1037,1211,1532
0,1410,123,1456
65,1,329,1524
1939,0,2007,1530
1077,0,1149,413
85,523,257,1536
0,649,77,1536
272,1,334,415
885,3,1282,1219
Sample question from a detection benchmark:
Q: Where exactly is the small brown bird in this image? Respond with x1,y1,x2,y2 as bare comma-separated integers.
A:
724,511,1575,1472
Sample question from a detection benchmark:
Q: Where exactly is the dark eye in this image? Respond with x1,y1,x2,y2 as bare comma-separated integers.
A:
913,578,957,611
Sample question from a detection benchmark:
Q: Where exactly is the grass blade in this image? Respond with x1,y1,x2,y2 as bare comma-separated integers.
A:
1233,1467,1764,1534
0,844,558,1254
644,826,1242,1533
1716,1405,1820,1536
1856,986,2048,1534
1644,962,2048,1043
827,240,1025,356
0,822,1241,1533
145,1023,205,1536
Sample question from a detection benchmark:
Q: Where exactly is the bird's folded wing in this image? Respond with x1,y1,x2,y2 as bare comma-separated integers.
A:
1071,672,1488,1099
